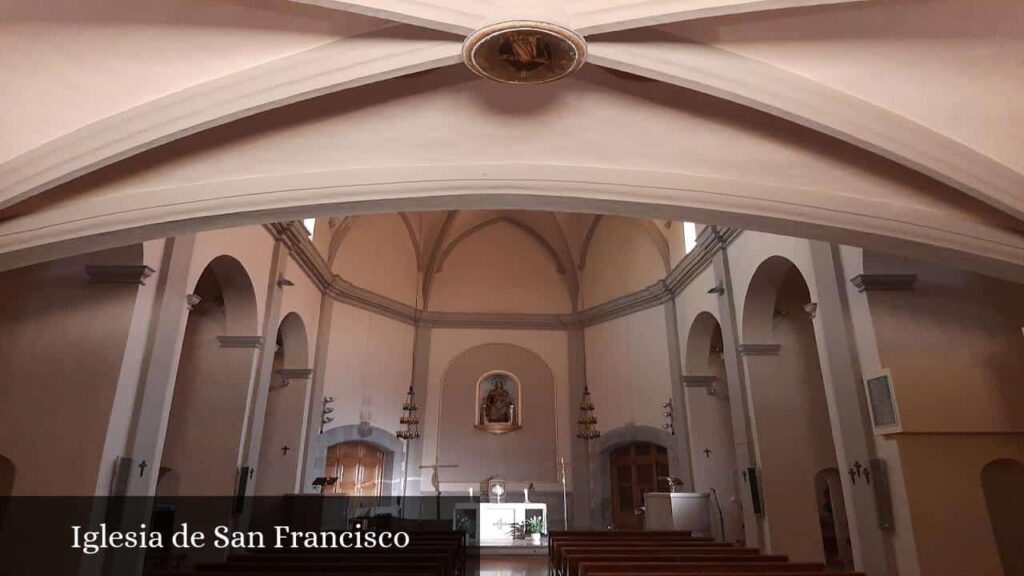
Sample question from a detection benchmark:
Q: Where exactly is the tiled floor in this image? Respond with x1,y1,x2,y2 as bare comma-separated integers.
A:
479,556,549,576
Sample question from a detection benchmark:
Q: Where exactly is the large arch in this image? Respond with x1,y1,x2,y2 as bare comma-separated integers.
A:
256,312,311,496
588,424,678,530
159,255,259,497
306,424,404,497
2,60,1023,282
683,311,742,543
740,255,848,565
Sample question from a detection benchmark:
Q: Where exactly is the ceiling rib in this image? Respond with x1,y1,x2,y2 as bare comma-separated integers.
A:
587,35,1024,221
0,27,463,212
289,0,482,35
570,0,867,35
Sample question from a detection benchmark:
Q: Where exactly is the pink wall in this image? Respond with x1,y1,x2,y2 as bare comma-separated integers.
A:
0,245,142,495
436,343,558,482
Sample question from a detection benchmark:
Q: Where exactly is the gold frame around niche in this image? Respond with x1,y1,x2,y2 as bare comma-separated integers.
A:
475,370,523,435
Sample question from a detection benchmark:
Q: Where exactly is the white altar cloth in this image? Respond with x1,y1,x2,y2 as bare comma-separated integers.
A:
453,502,547,542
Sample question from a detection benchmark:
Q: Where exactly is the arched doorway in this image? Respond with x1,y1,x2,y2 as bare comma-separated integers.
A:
609,442,669,530
982,459,1024,576
324,441,386,498
255,312,310,496
160,255,258,496
741,256,849,564
684,312,742,543
814,468,853,568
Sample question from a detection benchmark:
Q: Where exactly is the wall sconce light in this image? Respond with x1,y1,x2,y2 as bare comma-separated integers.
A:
319,396,336,434
186,294,202,311
277,275,295,287
662,398,675,435
707,283,725,295
803,302,818,319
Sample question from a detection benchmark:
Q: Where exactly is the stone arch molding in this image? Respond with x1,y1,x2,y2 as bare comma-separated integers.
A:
685,311,722,376
190,254,260,336
3,165,1023,283
588,424,680,529
306,424,404,496
3,5,1024,279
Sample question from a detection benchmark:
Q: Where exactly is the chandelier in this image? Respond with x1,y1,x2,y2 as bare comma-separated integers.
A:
576,385,600,440
397,211,424,442
396,385,421,440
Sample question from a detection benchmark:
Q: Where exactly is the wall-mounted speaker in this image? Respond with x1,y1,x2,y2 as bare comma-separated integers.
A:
747,467,764,516
864,369,902,433
870,458,895,531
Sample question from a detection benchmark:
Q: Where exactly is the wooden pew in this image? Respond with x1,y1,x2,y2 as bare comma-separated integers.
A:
577,561,833,575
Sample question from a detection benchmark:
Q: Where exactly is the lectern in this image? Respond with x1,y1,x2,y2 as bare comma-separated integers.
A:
312,476,338,495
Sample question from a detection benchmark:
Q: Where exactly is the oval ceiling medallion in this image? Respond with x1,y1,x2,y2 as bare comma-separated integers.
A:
463,21,587,85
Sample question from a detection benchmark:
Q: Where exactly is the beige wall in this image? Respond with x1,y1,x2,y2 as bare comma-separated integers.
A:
585,306,673,431
0,245,142,495
865,251,1024,433
321,302,414,436
425,328,570,491
429,222,572,313
896,434,1024,576
581,216,666,308
436,343,558,482
334,214,418,307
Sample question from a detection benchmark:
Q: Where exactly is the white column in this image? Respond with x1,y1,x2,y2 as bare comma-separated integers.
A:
567,326,592,527
123,235,196,496
240,240,289,491
712,242,766,549
300,292,335,492
664,298,695,488
808,241,894,576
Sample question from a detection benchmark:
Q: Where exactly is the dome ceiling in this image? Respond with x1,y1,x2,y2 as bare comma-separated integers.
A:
318,209,686,310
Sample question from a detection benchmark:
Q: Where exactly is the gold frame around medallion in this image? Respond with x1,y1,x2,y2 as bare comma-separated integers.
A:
475,370,523,434
462,20,588,85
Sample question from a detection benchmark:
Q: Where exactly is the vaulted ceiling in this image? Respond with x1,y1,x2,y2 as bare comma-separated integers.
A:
1,0,1022,279
320,209,681,310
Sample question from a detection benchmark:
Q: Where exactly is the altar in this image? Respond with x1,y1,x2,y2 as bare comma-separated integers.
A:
453,502,547,543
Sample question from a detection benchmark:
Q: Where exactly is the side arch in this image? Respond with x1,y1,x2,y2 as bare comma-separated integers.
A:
588,424,678,529
307,425,403,496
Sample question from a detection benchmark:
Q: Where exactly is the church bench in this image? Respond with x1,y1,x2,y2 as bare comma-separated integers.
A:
550,536,718,569
577,561,831,575
192,562,446,576
552,541,745,569
557,545,757,569
567,554,789,576
593,569,864,573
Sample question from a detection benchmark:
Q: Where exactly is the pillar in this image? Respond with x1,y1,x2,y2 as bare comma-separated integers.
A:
712,240,766,548
808,241,895,576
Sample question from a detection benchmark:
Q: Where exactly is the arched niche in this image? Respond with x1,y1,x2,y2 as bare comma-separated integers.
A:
438,343,557,483
256,312,310,495
588,424,678,530
740,256,844,563
982,458,1024,575
813,468,853,568
306,425,402,497
683,311,742,543
161,254,259,496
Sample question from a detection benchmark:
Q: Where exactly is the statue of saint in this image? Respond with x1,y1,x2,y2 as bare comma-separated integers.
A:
483,376,513,424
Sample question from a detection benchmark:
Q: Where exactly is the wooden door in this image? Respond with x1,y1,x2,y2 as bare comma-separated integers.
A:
324,441,385,497
610,442,669,530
